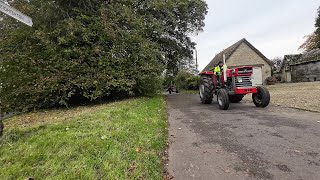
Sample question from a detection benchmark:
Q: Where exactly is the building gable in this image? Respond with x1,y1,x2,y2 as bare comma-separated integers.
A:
202,38,272,72
227,42,270,67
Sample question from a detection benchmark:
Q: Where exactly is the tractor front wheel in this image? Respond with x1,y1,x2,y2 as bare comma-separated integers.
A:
252,86,270,108
217,89,230,110
199,75,213,104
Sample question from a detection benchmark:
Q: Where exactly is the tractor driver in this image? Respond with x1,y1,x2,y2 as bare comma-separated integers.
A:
214,61,224,76
212,61,225,84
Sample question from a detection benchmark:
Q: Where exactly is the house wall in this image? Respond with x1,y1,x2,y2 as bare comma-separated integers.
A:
286,71,292,82
227,43,272,84
291,61,320,82
280,68,291,82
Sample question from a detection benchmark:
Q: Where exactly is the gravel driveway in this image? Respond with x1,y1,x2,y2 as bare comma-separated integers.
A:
244,82,320,112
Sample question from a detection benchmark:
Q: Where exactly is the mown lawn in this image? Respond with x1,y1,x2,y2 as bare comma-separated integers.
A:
243,82,320,112
0,96,167,180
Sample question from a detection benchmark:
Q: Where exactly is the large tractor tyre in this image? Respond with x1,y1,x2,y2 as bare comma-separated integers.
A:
252,86,270,108
199,75,214,104
217,89,230,110
229,95,244,103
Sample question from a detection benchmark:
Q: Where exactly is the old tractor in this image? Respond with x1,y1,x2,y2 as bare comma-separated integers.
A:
199,65,270,110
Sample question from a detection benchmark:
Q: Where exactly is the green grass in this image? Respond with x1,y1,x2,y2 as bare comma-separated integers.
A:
181,89,199,95
0,96,167,180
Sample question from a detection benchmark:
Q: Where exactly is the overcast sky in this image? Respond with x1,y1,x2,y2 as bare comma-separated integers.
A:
192,0,319,70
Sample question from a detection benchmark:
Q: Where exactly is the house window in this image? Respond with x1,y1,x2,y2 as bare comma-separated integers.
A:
314,77,317,81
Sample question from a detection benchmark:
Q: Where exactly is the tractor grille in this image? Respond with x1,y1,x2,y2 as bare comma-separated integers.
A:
235,76,252,87
237,67,253,74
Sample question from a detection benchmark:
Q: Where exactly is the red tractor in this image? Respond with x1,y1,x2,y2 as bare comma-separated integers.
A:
199,66,270,110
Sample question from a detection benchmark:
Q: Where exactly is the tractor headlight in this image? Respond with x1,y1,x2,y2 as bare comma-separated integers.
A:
250,76,254,82
237,77,243,83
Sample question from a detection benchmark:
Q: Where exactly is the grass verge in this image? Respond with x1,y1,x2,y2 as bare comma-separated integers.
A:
0,96,167,180
181,90,199,95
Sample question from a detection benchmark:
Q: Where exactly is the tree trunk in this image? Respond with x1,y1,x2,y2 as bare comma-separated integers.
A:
0,120,4,137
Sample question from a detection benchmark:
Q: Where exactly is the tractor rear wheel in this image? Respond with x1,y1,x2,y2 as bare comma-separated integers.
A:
199,75,213,104
252,86,270,107
229,95,244,103
217,89,230,110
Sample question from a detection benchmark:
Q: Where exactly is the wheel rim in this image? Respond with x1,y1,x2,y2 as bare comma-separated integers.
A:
254,92,263,104
199,84,204,98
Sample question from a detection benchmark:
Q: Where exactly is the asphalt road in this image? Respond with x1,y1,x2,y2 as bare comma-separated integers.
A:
166,93,320,180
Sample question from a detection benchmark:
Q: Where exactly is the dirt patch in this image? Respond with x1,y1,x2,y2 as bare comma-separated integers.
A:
244,82,320,112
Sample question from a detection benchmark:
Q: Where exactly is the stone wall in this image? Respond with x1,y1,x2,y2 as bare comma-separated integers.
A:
291,61,320,82
227,43,272,84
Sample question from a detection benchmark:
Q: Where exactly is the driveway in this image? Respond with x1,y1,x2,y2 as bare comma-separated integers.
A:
166,93,320,180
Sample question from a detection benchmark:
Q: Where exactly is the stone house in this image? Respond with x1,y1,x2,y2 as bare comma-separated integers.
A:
202,38,273,85
280,49,320,82
279,54,302,82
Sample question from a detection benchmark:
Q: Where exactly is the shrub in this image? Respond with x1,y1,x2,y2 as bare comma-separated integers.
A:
174,71,199,90
0,0,208,112
186,76,200,90
266,76,277,85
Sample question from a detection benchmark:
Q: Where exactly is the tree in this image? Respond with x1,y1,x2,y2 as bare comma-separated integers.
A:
271,56,283,72
300,6,320,51
299,33,320,51
174,70,199,90
0,0,208,112
0,119,3,137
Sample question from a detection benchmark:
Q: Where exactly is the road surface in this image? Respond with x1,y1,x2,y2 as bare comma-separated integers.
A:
166,93,320,180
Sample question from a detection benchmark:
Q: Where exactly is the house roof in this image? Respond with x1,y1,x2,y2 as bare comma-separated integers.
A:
290,49,320,65
202,38,273,72
279,54,302,72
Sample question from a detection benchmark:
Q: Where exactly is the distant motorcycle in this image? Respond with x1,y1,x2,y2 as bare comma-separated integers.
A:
167,86,179,94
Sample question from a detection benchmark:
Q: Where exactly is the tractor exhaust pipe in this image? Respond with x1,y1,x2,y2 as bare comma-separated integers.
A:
223,54,227,82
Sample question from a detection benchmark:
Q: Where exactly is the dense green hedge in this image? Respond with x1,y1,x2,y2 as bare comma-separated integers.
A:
174,71,199,90
0,0,207,111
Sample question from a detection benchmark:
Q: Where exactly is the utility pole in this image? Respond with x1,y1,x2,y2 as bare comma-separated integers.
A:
195,49,199,73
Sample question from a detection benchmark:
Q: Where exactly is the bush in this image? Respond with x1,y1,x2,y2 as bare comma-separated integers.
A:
274,74,282,82
186,76,200,90
266,76,277,85
174,71,199,90
0,0,208,112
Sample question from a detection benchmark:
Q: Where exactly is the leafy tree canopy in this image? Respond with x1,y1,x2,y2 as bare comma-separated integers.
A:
300,6,320,51
0,0,208,111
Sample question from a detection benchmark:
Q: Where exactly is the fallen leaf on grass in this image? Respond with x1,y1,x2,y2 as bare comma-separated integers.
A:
135,147,141,153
